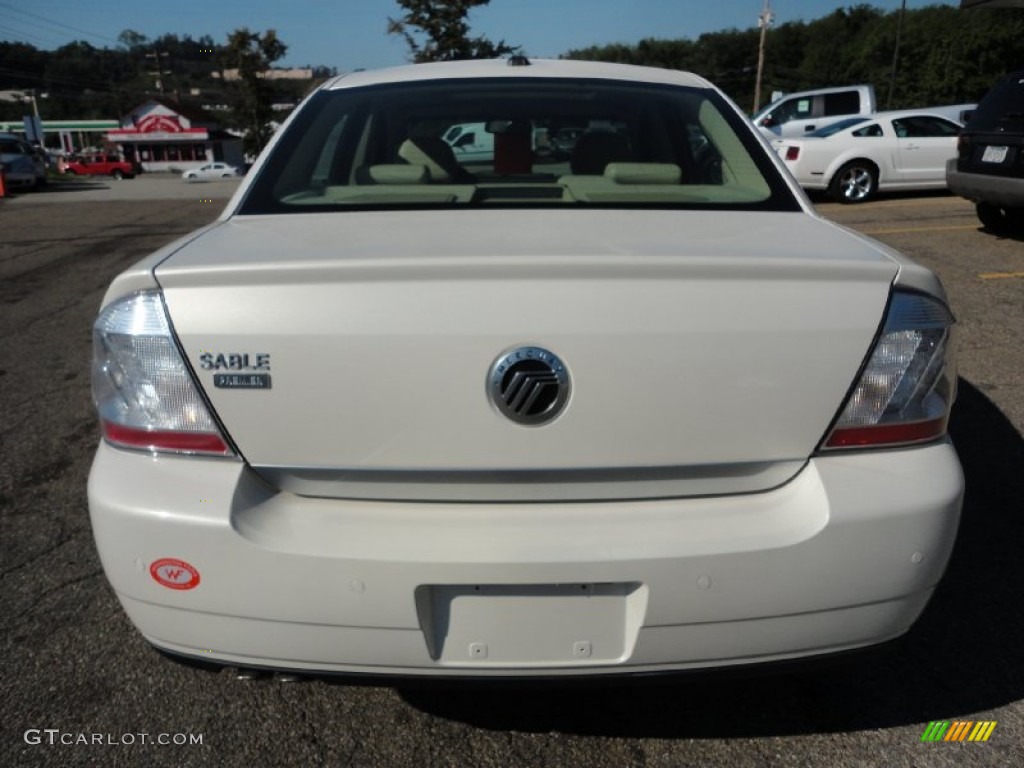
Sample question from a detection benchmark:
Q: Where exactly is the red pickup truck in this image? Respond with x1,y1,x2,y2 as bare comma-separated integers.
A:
64,154,137,180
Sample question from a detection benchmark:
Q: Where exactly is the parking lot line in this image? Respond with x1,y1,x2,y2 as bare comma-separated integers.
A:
861,225,978,235
818,197,970,211
978,271,1024,281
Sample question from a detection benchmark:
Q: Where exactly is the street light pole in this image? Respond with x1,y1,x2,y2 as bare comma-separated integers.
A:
753,0,774,113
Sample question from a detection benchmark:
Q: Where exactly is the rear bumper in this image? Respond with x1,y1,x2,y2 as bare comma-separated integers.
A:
947,159,1024,207
88,441,963,676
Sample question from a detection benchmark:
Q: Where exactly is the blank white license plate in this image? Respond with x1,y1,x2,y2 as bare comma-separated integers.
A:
981,145,1008,163
416,583,645,665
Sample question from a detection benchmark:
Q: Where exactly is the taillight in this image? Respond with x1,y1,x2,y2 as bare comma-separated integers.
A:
956,134,969,157
91,292,235,456
822,291,955,450
785,146,800,161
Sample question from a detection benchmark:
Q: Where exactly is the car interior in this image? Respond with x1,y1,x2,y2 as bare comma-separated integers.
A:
245,79,787,212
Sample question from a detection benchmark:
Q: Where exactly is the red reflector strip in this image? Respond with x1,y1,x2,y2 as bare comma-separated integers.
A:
825,417,947,448
785,146,800,161
103,421,232,455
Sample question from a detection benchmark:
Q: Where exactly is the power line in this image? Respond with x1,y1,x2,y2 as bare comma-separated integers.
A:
2,14,83,41
0,65,140,95
0,2,123,47
0,23,67,47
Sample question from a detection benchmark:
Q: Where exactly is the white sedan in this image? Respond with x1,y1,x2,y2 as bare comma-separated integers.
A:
88,59,962,678
773,110,962,203
182,162,241,181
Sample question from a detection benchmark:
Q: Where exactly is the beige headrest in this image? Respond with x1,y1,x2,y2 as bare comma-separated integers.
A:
368,164,429,184
398,137,455,182
605,163,682,185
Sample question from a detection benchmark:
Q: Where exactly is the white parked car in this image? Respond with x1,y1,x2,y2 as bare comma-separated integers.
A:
89,58,963,678
773,110,962,203
182,162,241,181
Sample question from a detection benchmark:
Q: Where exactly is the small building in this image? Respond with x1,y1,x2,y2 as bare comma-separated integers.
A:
107,100,243,173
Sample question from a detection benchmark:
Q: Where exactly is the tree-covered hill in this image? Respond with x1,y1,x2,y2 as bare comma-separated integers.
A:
2,4,1021,127
565,4,1024,111
0,31,334,123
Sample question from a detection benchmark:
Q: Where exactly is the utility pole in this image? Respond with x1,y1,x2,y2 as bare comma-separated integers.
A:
753,0,774,113
145,50,171,95
886,0,907,109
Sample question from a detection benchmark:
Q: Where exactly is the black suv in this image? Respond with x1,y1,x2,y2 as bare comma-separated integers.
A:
947,69,1024,233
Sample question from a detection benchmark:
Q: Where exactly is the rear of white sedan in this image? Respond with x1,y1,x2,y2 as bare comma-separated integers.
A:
88,59,962,677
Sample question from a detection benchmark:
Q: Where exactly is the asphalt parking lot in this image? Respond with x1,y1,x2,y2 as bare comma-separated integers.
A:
1,178,1021,767
20,172,244,202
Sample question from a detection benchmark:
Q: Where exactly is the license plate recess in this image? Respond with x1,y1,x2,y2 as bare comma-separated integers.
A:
415,582,647,666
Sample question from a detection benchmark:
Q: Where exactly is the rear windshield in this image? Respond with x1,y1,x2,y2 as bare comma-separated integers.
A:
967,71,1024,133
240,78,800,214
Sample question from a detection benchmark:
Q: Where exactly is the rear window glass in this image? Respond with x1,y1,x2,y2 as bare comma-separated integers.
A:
823,91,861,117
967,71,1024,133
240,78,799,214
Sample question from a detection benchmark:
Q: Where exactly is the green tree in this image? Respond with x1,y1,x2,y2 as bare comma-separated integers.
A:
117,29,149,51
387,0,517,62
565,5,1024,112
795,5,885,93
220,28,287,157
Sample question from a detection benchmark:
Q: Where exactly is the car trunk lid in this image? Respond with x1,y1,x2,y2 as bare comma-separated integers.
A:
156,209,897,501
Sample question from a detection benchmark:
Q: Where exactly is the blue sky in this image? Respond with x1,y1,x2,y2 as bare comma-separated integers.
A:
2,1,959,71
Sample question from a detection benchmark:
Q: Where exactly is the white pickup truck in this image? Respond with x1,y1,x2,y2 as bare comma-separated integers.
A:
753,85,877,138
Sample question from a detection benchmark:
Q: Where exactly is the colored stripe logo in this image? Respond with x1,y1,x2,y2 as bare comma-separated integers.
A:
921,721,997,742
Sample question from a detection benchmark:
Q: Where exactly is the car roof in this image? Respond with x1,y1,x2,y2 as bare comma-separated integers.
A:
323,58,714,92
